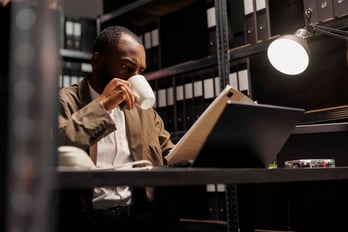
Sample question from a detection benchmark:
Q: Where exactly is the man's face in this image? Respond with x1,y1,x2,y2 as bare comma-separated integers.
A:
98,33,147,88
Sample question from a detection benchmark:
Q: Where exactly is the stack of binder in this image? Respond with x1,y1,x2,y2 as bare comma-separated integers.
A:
243,0,271,44
63,16,97,53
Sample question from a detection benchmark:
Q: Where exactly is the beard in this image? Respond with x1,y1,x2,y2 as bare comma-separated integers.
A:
99,62,112,89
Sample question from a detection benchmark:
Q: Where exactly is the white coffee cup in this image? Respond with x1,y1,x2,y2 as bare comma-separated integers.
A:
128,74,156,110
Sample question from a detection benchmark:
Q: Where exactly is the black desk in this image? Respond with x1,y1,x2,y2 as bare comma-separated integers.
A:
57,167,348,232
57,123,348,188
57,122,348,231
57,167,348,188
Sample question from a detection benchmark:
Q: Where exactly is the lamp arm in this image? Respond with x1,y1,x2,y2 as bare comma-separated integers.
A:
310,24,348,41
312,24,348,36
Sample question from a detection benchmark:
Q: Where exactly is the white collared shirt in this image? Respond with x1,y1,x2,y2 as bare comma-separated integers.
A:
88,82,133,209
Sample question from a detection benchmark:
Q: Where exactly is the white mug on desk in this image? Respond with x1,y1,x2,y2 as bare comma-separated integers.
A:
128,74,156,110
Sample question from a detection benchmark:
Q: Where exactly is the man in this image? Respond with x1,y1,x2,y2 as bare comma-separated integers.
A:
57,26,178,232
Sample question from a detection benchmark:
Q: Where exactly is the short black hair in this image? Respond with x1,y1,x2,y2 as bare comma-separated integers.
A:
92,26,143,54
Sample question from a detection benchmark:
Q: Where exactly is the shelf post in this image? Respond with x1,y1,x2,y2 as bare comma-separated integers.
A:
5,2,60,232
214,0,230,91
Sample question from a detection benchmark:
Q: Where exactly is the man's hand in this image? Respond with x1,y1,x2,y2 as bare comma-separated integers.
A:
96,78,136,111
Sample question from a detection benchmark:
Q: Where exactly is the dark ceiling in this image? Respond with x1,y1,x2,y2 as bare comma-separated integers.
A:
102,0,198,26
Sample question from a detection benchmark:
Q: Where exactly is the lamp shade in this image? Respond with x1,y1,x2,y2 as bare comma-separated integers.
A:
267,32,310,75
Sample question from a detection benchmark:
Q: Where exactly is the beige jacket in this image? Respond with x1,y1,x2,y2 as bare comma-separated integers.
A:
58,77,174,167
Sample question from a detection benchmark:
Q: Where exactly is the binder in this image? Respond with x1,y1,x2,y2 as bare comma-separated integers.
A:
203,77,215,110
228,0,248,48
175,78,186,132
166,86,175,132
72,19,81,51
208,0,248,51
81,62,92,76
150,28,160,71
333,0,348,17
193,70,217,120
193,79,205,121
156,88,169,130
155,77,175,132
229,72,239,90
62,61,72,87
80,17,97,53
70,75,79,85
228,70,250,97
184,81,195,129
141,27,160,72
64,17,74,50
216,184,227,221
238,69,250,96
255,0,271,42
229,60,251,97
144,31,152,51
214,77,221,96
61,61,89,88
143,31,153,71
317,0,334,22
243,0,257,44
206,184,227,221
206,184,219,220
70,61,83,85
206,5,217,55
243,0,270,43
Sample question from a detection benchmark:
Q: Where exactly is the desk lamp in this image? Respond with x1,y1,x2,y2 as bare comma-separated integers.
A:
267,9,348,76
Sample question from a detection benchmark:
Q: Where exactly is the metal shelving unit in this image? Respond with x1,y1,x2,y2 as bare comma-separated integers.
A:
2,2,60,232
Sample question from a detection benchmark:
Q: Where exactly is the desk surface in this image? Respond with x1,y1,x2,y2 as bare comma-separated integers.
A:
57,167,348,189
294,121,348,134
